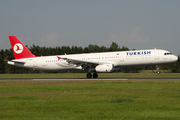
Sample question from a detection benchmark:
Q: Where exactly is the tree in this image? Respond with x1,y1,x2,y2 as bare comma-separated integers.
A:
109,42,119,51
1,42,179,74
0,50,5,73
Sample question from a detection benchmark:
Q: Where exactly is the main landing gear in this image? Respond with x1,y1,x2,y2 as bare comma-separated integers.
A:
156,65,161,74
86,73,98,78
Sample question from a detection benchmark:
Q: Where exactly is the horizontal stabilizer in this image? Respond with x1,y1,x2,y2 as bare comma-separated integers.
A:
7,61,25,66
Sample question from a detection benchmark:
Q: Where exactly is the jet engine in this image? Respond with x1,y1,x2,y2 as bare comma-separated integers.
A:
95,64,114,72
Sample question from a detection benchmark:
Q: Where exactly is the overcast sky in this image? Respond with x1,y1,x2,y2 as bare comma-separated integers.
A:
0,0,180,55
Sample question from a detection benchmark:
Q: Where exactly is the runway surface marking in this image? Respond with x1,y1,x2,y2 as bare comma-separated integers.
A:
32,79,128,81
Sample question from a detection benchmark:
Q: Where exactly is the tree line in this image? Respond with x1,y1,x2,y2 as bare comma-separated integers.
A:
0,42,179,74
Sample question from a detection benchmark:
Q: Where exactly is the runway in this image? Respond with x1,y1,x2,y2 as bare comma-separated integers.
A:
0,78,180,81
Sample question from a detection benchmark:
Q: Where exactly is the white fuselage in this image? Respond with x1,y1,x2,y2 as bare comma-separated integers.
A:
8,49,178,72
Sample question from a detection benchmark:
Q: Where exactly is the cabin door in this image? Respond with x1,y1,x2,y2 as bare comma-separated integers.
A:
154,50,159,60
120,53,124,62
33,58,38,68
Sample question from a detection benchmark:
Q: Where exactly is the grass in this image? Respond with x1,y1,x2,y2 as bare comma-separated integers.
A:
0,80,180,120
0,73,180,78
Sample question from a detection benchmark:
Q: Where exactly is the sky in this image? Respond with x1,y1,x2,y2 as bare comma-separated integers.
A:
0,0,180,56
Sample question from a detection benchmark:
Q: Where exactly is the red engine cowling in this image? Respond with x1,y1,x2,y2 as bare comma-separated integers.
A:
95,64,114,72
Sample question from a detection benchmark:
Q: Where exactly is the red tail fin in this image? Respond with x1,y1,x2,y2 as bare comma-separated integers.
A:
9,36,36,59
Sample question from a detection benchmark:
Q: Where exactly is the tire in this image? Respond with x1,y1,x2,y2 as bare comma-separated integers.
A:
93,73,98,78
157,71,161,74
86,73,92,78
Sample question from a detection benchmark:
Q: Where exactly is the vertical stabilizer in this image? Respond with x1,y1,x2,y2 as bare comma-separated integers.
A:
9,36,36,59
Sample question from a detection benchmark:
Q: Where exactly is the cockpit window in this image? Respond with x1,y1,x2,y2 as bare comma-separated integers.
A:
164,53,172,55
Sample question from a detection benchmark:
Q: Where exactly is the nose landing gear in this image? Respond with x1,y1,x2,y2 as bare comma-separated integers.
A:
156,65,161,74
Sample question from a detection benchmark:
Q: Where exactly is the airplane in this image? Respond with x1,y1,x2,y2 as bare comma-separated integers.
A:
7,36,178,78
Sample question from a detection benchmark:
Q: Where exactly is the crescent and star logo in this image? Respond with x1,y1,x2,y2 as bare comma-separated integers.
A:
13,43,23,54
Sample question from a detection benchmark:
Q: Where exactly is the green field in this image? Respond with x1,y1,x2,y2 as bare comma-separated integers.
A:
0,73,180,78
0,79,180,120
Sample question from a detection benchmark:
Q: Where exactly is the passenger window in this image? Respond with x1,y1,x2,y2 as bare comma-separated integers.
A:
164,53,166,55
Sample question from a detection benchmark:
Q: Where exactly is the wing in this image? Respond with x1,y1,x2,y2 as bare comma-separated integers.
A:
60,57,108,69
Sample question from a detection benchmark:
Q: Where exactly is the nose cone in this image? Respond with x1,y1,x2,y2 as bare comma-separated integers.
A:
173,55,178,62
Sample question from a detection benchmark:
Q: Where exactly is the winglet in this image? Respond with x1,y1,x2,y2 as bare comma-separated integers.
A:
9,36,37,59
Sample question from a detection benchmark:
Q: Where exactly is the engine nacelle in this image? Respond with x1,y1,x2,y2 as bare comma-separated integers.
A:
95,64,114,72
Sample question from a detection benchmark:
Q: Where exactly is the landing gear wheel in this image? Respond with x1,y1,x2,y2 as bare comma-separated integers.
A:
86,73,92,78
93,73,98,78
157,71,161,74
